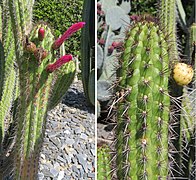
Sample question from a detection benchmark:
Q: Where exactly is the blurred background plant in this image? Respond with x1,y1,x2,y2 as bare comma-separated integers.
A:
33,0,83,57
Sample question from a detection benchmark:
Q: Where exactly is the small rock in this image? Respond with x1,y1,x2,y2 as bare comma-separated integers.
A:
72,165,79,174
57,155,67,164
74,128,82,134
50,168,59,177
80,133,88,140
64,129,71,135
88,173,95,178
90,149,95,156
57,171,64,180
38,173,44,180
76,154,87,172
65,138,75,146
42,169,53,177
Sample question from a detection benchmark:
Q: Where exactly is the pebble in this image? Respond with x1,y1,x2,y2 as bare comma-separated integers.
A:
50,168,59,177
57,171,64,180
80,133,88,140
38,81,95,179
38,173,44,180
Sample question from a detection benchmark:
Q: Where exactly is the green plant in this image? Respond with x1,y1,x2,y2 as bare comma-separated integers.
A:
179,22,195,179
97,145,112,180
81,0,95,106
97,0,195,179
116,19,170,179
0,0,84,179
131,0,157,15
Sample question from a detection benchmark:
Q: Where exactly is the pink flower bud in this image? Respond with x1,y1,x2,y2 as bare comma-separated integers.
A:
98,38,105,46
46,55,73,73
130,15,141,21
52,22,85,50
38,27,45,41
108,45,114,54
112,41,123,48
97,3,101,10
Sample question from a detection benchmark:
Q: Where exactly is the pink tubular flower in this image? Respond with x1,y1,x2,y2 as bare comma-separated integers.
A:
46,55,73,73
52,22,86,50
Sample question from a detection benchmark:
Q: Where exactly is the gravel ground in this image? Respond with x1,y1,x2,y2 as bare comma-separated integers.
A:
38,80,95,180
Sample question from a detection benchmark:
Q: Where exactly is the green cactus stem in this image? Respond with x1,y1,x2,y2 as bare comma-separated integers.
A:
180,23,196,178
7,0,84,177
97,145,112,180
116,19,170,179
180,87,195,178
0,0,83,178
160,0,179,65
0,0,17,147
6,22,76,179
160,1,184,177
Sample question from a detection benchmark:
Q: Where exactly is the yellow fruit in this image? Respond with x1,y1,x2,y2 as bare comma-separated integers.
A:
173,63,194,86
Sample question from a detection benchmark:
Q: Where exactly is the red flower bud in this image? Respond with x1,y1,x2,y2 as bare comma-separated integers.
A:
46,55,73,73
98,38,105,46
112,41,123,49
38,27,45,41
52,22,85,50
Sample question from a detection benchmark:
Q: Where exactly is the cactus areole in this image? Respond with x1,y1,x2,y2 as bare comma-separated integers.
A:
116,20,170,179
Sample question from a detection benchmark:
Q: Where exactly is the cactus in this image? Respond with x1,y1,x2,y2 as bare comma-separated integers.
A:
97,0,195,179
97,144,112,180
81,0,95,106
115,18,170,179
179,23,196,179
0,0,84,179
11,22,77,179
0,0,18,147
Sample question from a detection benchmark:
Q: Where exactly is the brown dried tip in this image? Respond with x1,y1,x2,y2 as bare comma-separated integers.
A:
25,42,37,53
34,47,48,62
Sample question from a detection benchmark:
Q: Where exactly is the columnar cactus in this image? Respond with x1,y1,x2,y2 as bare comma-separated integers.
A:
160,0,179,64
11,23,78,179
81,0,95,106
160,0,186,178
179,23,196,179
97,145,112,180
97,0,195,179
116,18,170,179
0,0,84,179
0,0,18,147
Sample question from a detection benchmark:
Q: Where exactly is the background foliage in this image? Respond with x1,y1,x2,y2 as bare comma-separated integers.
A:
131,0,194,18
33,0,83,57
